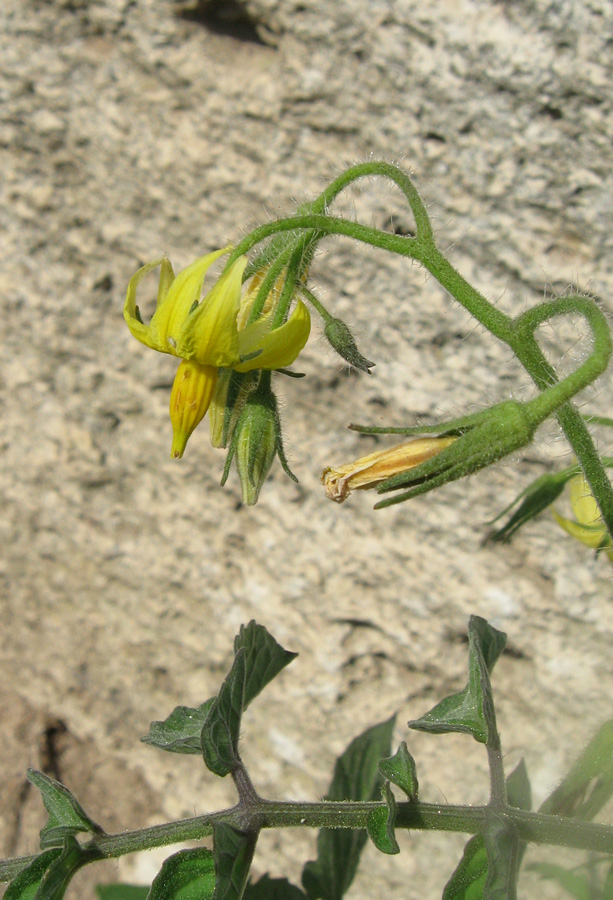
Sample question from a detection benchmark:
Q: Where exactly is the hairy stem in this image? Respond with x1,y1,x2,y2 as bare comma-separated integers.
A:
1,800,611,883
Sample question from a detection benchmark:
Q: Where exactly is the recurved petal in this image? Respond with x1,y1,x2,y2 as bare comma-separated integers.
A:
177,255,247,366
123,257,168,351
149,247,232,354
236,300,311,372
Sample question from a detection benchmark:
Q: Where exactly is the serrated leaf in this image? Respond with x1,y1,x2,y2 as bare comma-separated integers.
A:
212,823,258,900
302,716,395,900
202,623,297,777
142,700,215,754
147,848,215,900
539,720,613,821
4,850,62,900
367,782,399,855
443,760,531,900
409,617,506,745
243,874,307,900
378,742,418,800
27,770,104,850
33,835,103,900
95,886,150,900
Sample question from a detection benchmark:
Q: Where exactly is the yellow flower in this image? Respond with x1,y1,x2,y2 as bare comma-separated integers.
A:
553,474,613,560
321,437,458,503
124,248,311,457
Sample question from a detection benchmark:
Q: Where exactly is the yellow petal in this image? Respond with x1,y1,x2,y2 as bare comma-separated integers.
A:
553,511,609,549
169,360,218,459
236,300,311,372
321,437,457,502
568,475,602,527
123,257,168,351
177,256,247,366
149,247,232,355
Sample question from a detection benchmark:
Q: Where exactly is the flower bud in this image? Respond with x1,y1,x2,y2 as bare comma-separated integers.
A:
324,316,374,373
235,396,278,506
221,376,296,505
169,360,218,459
322,437,457,502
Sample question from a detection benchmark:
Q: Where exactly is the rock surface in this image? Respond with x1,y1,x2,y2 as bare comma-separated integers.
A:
2,0,612,897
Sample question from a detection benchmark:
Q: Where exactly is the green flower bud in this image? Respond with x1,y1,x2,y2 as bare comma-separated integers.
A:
221,376,297,505
324,316,374,373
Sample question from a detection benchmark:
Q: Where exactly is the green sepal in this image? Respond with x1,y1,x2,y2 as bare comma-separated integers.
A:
367,782,400,855
364,400,535,509
95,886,150,900
409,617,506,745
243,875,307,899
212,824,258,900
302,716,395,900
485,470,574,543
148,848,215,900
539,719,613,820
27,769,104,849
378,742,418,800
4,850,62,900
201,621,297,776
141,700,215,754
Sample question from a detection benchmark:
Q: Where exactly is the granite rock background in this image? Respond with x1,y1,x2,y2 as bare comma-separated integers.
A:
1,0,612,897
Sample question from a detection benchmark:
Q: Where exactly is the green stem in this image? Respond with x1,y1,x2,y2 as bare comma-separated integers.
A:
225,204,613,536
1,800,611,884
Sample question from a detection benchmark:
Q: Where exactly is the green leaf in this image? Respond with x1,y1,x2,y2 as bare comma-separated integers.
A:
378,742,418,800
526,863,591,900
27,769,104,849
32,835,103,900
482,811,519,900
233,621,299,709
604,860,613,900
302,716,396,900
443,760,531,900
142,700,215,754
367,782,399,855
202,622,298,777
539,720,613,820
243,874,307,899
4,850,62,900
95,886,151,900
148,848,216,900
409,617,506,744
486,471,572,542
505,760,532,812
212,823,258,900
443,835,488,900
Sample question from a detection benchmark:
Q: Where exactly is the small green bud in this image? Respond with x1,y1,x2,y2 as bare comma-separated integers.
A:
221,376,297,505
324,316,374,373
